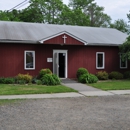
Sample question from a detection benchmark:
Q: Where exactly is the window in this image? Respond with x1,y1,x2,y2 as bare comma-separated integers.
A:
120,54,127,69
96,52,105,69
24,51,35,70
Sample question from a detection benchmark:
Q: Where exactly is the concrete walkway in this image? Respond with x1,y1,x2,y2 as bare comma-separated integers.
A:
0,79,130,99
61,79,130,97
61,79,114,96
61,78,100,92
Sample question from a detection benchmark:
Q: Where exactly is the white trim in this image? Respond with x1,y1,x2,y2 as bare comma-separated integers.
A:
24,51,35,70
39,31,87,45
53,50,68,78
120,54,127,69
96,52,105,69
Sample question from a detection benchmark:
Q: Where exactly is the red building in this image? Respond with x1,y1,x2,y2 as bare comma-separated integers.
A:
0,21,129,78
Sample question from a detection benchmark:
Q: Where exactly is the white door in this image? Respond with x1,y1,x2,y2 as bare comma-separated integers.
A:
53,50,68,78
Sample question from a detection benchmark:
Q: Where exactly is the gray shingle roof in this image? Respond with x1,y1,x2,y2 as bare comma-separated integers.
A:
0,21,128,46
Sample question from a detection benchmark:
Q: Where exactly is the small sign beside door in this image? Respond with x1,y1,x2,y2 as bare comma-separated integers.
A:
47,58,53,62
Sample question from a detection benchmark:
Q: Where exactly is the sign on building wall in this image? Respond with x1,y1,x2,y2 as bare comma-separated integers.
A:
47,58,53,62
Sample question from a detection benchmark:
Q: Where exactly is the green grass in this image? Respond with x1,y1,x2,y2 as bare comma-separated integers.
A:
88,80,130,90
0,84,77,95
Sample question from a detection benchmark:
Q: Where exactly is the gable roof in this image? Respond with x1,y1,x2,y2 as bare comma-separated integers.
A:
0,21,128,46
39,31,87,45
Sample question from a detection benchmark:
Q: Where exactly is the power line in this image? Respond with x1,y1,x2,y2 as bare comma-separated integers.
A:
14,1,29,10
8,0,29,12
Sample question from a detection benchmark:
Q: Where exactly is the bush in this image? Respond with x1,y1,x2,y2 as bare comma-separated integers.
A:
0,77,15,84
109,71,123,80
87,74,98,84
39,68,52,79
96,71,108,80
4,78,15,84
17,73,32,83
17,79,26,85
76,68,89,79
78,73,89,83
32,76,38,84
78,73,98,84
0,77,5,84
124,71,130,79
41,74,61,86
41,74,56,85
52,74,61,85
36,80,42,85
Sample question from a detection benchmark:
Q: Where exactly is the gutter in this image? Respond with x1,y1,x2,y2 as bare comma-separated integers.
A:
0,40,40,44
87,43,122,46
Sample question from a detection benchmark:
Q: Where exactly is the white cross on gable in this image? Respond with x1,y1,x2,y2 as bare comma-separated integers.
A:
62,35,67,44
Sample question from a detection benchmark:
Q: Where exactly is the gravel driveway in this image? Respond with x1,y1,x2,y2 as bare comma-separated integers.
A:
0,95,130,130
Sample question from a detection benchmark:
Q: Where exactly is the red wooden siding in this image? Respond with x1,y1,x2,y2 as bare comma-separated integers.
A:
44,34,84,45
0,43,129,78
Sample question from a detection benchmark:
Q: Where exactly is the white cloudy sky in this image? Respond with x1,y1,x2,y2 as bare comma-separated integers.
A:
0,0,130,22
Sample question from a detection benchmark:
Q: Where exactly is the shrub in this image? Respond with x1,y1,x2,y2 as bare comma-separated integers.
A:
17,79,26,85
4,78,15,84
36,80,42,85
96,71,108,80
41,74,61,85
32,76,38,84
41,74,56,85
0,77,15,84
109,71,123,80
78,73,89,83
52,74,61,85
0,77,5,84
17,73,32,83
87,74,98,84
124,71,130,79
78,73,98,84
39,68,52,79
76,68,89,79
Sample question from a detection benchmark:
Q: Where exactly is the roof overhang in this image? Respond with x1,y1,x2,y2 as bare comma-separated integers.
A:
0,39,39,44
87,43,122,46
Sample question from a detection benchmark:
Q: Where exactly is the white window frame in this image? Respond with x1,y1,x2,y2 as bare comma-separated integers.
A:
120,54,127,69
24,51,35,70
96,52,105,69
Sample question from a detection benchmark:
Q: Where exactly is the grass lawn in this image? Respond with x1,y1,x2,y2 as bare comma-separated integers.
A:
88,80,130,90
0,84,77,95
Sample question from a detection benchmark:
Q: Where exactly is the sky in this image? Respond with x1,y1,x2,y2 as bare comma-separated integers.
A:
0,0,130,22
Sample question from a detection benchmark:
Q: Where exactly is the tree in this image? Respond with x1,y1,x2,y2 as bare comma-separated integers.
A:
0,10,21,21
127,11,130,23
19,7,43,22
119,36,130,61
56,5,90,26
19,0,90,26
69,0,94,9
0,10,9,21
26,0,64,24
110,19,130,34
8,9,21,21
84,3,111,27
69,0,111,27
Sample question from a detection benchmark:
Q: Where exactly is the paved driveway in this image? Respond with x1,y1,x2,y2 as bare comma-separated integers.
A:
0,95,130,130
